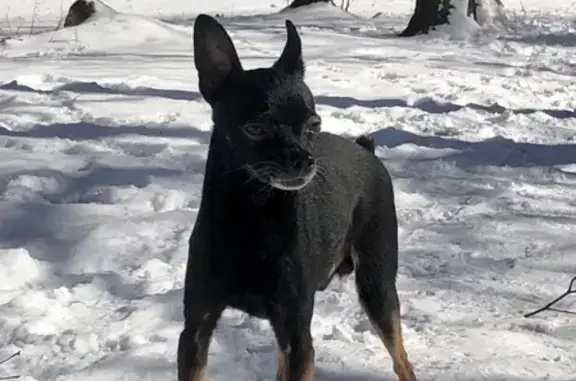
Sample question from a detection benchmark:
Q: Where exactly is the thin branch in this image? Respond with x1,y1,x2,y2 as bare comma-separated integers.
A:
29,0,42,36
0,351,20,366
48,0,66,43
0,351,21,380
524,276,576,318
547,308,576,316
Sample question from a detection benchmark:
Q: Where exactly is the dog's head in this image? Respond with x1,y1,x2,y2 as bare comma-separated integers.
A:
193,14,320,191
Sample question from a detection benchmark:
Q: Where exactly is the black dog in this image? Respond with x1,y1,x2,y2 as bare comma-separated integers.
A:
178,14,418,381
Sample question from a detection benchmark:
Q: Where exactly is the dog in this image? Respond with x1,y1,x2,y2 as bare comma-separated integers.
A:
178,14,418,381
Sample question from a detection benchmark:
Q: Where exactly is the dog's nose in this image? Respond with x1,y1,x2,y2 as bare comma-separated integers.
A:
293,154,315,172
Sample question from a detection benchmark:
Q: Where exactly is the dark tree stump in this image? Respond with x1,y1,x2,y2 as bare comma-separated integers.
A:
399,0,453,37
64,0,96,28
288,0,332,9
468,0,479,20
399,0,492,36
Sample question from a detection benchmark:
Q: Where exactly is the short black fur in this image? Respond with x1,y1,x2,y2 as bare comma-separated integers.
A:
178,14,418,381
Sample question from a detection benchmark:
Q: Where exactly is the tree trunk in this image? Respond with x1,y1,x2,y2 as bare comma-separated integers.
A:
467,0,479,21
288,0,332,9
399,0,488,36
64,0,97,28
399,0,453,37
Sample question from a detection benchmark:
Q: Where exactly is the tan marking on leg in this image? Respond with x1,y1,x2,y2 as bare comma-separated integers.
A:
276,349,286,381
379,313,416,381
299,357,314,381
189,365,206,381
350,248,359,270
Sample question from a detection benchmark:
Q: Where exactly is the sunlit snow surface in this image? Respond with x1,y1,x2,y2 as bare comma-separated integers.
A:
0,0,575,380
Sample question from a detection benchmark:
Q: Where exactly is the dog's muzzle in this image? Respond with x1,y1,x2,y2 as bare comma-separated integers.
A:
269,163,318,191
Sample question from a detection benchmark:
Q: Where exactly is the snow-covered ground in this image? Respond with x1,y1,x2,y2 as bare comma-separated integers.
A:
1,0,575,380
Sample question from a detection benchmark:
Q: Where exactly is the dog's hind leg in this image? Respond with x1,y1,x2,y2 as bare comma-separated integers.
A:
355,266,416,381
177,301,224,381
276,348,286,381
353,219,417,381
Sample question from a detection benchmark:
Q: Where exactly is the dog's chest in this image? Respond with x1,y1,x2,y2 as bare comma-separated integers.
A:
207,191,352,317
222,246,287,319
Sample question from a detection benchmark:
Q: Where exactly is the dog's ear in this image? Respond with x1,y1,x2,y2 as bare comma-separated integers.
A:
193,14,243,103
274,20,304,77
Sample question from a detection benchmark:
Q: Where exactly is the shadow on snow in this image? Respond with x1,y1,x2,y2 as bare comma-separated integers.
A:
315,95,576,120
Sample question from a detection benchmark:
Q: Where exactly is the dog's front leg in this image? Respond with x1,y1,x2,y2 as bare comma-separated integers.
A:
274,326,315,381
286,329,315,381
177,300,224,381
270,299,315,381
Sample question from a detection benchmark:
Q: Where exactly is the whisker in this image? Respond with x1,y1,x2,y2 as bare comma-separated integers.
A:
252,182,274,202
315,162,328,183
223,164,248,174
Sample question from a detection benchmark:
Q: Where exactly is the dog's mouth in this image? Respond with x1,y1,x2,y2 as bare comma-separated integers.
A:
247,161,318,192
268,164,317,191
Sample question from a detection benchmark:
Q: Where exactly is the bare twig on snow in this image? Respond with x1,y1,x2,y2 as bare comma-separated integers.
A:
0,350,21,380
524,276,576,318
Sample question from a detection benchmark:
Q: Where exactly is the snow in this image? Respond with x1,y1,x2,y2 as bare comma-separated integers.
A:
1,0,575,380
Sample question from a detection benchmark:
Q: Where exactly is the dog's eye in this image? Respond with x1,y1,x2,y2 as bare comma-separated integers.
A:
307,115,322,133
243,124,266,140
